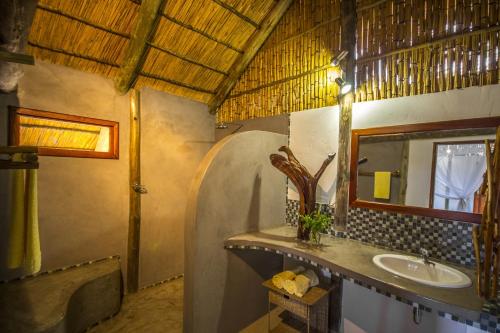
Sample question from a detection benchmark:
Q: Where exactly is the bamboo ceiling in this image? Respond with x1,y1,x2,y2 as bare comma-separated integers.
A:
27,0,279,104
217,0,500,123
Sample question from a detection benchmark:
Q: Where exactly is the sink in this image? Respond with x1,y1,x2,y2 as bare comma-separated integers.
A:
373,254,472,288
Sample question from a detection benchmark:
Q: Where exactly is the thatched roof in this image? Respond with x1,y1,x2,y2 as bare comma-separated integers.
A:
27,0,284,105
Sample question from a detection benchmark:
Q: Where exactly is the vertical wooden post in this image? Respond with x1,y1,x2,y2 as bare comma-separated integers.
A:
334,0,357,231
128,89,141,293
398,140,410,204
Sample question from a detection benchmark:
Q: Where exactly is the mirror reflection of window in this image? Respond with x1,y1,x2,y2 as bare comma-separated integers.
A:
431,142,492,213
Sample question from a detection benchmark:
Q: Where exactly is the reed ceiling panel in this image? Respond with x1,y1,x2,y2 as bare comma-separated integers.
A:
26,0,277,104
223,0,278,24
38,0,139,35
164,0,257,50
218,0,500,122
142,48,225,91
151,17,240,73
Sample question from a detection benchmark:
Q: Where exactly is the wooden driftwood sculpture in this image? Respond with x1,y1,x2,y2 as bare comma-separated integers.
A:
270,146,335,240
473,127,500,300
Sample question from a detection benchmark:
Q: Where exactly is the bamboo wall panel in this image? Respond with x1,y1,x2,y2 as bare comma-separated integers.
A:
218,0,500,122
355,0,500,102
218,0,342,123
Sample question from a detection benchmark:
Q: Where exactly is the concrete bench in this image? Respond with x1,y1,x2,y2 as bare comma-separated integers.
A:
0,257,122,333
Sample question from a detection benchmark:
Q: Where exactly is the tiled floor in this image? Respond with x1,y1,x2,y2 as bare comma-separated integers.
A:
87,276,297,333
88,277,183,333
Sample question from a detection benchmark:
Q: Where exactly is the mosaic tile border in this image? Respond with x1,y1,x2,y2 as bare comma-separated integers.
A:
226,244,497,332
0,255,121,284
285,199,475,268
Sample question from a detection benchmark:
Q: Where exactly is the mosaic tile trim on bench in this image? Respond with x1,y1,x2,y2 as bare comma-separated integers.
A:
285,199,475,268
225,244,499,332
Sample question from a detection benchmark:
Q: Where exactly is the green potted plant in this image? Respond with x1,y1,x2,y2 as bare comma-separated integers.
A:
300,211,331,245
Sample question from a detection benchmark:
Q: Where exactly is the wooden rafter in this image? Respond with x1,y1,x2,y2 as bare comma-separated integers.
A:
28,41,120,67
160,13,243,53
211,0,260,28
115,0,165,94
208,0,294,114
36,3,130,39
147,42,228,76
0,50,34,65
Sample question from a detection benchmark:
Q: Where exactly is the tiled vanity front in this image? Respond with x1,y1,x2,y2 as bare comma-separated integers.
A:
225,226,500,332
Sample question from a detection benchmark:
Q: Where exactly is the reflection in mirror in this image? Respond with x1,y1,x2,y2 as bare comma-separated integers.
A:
430,141,493,213
350,119,500,222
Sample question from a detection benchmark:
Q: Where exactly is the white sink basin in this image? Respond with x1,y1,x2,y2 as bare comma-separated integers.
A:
373,254,472,288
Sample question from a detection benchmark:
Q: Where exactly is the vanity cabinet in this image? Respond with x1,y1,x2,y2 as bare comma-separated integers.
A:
342,280,484,333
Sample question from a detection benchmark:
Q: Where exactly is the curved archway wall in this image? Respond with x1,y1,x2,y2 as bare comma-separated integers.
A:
184,131,287,332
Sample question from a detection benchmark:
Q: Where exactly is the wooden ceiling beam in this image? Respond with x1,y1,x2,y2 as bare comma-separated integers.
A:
139,71,216,94
211,0,260,29
0,50,34,65
27,41,120,67
208,0,293,114
160,13,243,53
147,42,228,76
115,0,165,94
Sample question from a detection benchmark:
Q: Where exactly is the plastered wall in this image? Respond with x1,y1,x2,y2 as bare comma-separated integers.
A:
0,61,214,286
0,61,130,281
140,87,213,287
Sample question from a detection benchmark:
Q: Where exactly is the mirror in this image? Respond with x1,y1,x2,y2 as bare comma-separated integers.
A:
349,117,500,223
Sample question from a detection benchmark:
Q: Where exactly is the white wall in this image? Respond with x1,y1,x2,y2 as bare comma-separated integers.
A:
342,281,484,333
289,84,500,205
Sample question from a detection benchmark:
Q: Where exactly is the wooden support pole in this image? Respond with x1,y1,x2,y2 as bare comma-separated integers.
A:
128,89,141,293
115,0,164,94
208,0,294,114
334,0,357,231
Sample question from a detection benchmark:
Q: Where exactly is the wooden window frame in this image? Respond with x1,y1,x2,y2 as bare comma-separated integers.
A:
9,106,119,159
349,117,500,224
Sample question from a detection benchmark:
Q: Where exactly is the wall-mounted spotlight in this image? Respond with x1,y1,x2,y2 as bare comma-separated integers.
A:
335,77,352,95
330,50,349,67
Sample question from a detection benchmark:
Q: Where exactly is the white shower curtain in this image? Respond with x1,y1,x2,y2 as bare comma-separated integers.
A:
434,153,486,212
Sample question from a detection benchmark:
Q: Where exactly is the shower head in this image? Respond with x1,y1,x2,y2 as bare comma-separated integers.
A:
216,122,228,129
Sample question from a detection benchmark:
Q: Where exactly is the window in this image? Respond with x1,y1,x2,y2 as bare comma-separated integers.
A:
430,141,493,213
9,107,119,159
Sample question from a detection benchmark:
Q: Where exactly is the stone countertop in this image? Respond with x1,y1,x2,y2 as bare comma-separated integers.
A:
225,226,484,322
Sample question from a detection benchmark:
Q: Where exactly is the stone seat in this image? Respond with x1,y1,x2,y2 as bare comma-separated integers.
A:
0,257,122,333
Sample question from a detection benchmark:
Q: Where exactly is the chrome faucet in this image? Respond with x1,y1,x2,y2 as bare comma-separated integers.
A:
420,248,435,266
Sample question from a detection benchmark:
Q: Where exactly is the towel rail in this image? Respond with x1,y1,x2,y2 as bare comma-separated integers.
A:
358,170,400,178
0,146,39,169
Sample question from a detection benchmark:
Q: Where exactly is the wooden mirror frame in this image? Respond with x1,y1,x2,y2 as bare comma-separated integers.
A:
9,106,119,159
349,117,500,224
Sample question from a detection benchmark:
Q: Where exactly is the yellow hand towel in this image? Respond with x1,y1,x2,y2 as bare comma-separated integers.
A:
374,171,391,199
272,271,296,289
272,266,305,289
7,154,41,274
